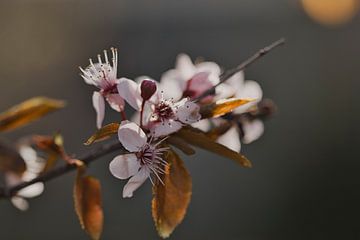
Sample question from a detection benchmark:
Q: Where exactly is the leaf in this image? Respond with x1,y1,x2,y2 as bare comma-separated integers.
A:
152,149,192,238
74,164,104,240
33,133,67,171
205,121,233,141
0,97,65,132
0,140,26,175
85,123,120,145
175,126,252,168
166,136,196,155
200,98,253,119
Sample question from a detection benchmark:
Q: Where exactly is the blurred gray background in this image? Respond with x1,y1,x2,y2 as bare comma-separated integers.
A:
0,0,359,239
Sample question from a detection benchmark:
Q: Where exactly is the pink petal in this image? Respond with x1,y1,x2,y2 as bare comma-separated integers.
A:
118,121,147,152
106,93,125,112
175,53,196,80
217,126,241,152
92,91,105,129
185,72,214,100
174,99,201,123
150,119,183,137
109,154,140,179
123,167,149,198
195,61,221,85
242,119,264,144
117,78,142,110
159,69,185,101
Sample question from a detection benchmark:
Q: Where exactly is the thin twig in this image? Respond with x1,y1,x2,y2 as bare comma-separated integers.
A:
0,141,125,199
194,38,285,102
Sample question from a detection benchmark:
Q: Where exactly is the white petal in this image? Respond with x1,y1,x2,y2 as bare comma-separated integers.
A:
17,182,44,198
11,197,29,211
106,94,125,112
123,167,149,198
118,121,147,152
217,126,241,152
159,69,185,101
191,119,211,132
227,71,245,92
242,119,264,144
175,99,201,123
176,53,196,80
109,154,140,179
92,91,105,129
234,80,263,114
117,78,142,110
151,119,183,137
196,61,221,85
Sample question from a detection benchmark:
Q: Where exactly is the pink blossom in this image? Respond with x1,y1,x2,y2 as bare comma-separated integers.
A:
80,48,125,128
117,78,201,137
109,121,168,198
159,54,221,102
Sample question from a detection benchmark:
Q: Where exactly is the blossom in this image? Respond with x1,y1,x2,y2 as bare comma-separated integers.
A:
109,121,168,198
159,53,221,102
5,144,46,211
117,78,201,137
80,48,125,128
195,71,264,152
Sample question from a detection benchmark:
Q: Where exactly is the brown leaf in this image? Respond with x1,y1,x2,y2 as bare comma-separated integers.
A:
166,136,196,155
0,97,65,132
200,98,253,119
84,123,120,145
152,149,192,238
175,126,252,168
205,121,233,141
33,133,68,171
0,140,26,175
74,165,104,240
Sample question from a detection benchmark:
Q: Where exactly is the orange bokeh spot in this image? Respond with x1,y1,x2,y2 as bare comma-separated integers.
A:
301,0,359,26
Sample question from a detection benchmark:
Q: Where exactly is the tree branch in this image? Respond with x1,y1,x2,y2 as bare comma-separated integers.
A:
0,38,285,199
194,38,285,102
0,141,126,199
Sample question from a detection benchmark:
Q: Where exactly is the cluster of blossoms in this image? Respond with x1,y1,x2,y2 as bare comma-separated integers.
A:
80,49,265,197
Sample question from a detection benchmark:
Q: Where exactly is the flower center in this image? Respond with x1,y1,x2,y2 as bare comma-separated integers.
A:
153,100,175,122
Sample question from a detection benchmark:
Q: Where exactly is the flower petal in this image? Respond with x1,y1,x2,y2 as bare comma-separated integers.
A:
118,121,147,152
242,119,264,144
196,61,221,85
11,196,29,211
92,91,105,129
159,70,185,101
117,78,142,110
109,154,140,179
175,99,201,123
216,126,241,152
17,182,44,198
151,120,183,137
191,119,211,132
106,94,125,112
123,167,149,198
234,80,263,114
175,54,196,80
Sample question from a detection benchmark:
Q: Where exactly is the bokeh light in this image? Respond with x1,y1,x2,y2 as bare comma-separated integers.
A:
301,0,359,26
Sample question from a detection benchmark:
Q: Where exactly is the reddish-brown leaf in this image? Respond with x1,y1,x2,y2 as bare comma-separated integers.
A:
166,136,196,155
152,149,192,238
74,165,104,240
0,97,65,132
84,123,120,145
175,126,252,168
200,98,253,119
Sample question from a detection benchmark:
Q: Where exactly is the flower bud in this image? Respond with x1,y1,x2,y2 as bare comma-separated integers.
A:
140,80,157,101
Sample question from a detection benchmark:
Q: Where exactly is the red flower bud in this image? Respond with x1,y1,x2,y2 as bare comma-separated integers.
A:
140,79,157,101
